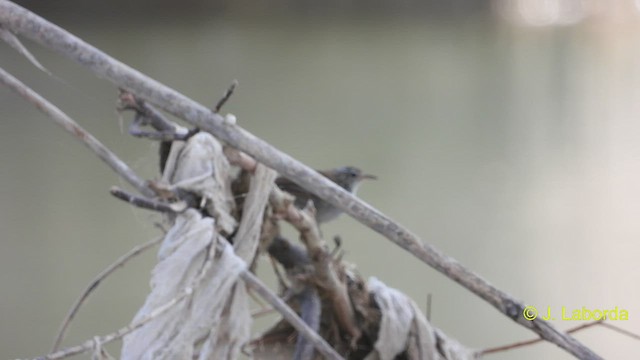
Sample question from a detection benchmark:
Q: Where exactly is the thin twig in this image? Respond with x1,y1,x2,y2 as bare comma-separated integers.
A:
480,319,604,356
41,281,191,360
51,236,163,352
214,79,238,113
0,66,153,198
267,235,322,360
118,90,184,134
110,186,184,213
118,90,195,141
128,125,184,141
240,270,343,360
0,4,600,358
251,306,277,318
224,237,342,360
270,254,289,291
600,323,640,341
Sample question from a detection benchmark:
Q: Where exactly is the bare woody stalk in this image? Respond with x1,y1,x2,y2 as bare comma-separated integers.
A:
0,65,153,198
0,2,601,359
240,271,343,360
479,320,605,356
269,186,361,342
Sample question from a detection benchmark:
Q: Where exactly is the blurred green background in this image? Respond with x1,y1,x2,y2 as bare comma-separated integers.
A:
1,1,639,359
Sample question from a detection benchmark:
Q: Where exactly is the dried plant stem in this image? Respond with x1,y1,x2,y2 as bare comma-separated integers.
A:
40,280,193,360
214,79,238,112
0,66,153,198
45,235,216,360
269,188,361,342
251,306,276,318
599,323,640,341
110,186,182,213
480,320,604,356
118,90,190,139
240,270,343,360
51,237,163,352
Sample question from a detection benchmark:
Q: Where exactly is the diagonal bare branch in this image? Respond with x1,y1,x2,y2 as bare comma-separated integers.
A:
0,65,153,198
240,270,343,360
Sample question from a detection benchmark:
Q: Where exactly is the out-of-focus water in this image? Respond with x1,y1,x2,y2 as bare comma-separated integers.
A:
1,12,639,360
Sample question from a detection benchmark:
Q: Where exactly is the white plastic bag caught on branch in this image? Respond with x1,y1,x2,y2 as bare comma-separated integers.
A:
365,278,475,360
121,210,249,359
161,132,237,234
122,133,250,360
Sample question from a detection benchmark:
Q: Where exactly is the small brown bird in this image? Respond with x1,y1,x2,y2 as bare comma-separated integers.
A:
275,166,376,223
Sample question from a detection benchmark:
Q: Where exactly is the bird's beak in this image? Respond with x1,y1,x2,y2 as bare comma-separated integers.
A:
359,173,377,181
